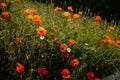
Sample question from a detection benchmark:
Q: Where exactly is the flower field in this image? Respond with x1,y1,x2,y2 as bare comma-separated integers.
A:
0,0,120,80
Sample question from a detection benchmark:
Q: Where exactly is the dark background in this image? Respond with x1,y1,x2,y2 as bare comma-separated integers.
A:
35,0,120,24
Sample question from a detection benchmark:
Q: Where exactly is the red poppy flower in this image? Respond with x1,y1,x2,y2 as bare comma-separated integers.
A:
95,21,101,26
16,63,25,73
116,40,120,47
1,11,9,18
64,53,70,58
95,16,102,21
54,7,62,11
86,71,94,80
31,10,37,14
62,12,70,17
61,69,70,79
0,2,7,7
24,9,37,15
15,38,22,43
60,44,68,53
70,58,79,67
104,35,111,40
38,67,48,75
32,15,42,24
73,14,79,19
67,6,74,12
69,39,75,45
100,40,106,44
36,27,47,36
94,77,101,80
107,39,114,44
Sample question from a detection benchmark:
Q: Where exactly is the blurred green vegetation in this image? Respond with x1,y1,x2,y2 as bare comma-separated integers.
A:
0,0,120,79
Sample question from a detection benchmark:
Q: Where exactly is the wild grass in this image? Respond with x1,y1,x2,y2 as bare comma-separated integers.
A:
0,0,120,80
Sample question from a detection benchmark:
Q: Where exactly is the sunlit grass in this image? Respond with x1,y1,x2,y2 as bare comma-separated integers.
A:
0,0,120,79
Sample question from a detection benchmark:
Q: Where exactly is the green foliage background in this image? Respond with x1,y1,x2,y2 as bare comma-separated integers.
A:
0,0,120,80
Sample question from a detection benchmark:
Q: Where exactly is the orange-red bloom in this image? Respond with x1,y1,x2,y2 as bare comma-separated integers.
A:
31,9,37,14
54,7,62,11
95,16,102,21
38,67,48,75
73,14,79,19
24,9,31,15
94,77,101,80
61,69,70,79
70,58,79,67
16,38,22,43
69,39,75,45
64,53,70,58
0,2,7,7
107,39,114,44
1,11,9,18
24,9,37,15
86,71,94,80
100,40,106,44
67,6,74,12
16,63,25,73
36,27,47,36
62,12,70,17
109,26,114,30
116,40,120,47
104,35,114,44
104,35,111,40
60,44,68,53
32,15,42,24
95,21,101,26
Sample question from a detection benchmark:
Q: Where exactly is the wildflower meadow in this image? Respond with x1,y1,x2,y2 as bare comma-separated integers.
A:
0,0,120,80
